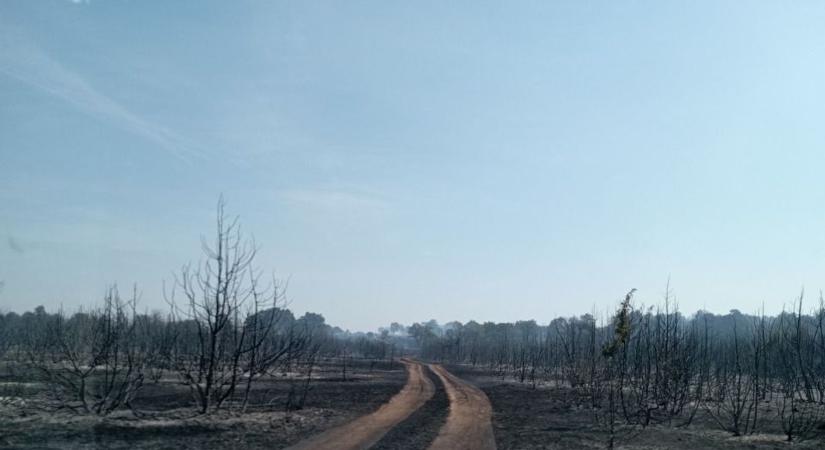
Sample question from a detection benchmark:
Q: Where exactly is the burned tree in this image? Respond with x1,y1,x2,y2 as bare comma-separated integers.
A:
25,287,150,415
166,196,284,413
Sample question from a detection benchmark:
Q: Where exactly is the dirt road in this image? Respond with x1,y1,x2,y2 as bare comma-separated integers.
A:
428,364,496,450
284,359,435,450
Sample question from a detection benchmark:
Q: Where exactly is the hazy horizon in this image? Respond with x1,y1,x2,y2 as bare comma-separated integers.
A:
4,1,825,331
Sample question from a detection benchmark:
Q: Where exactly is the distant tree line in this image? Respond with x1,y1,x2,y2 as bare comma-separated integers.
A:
0,300,395,415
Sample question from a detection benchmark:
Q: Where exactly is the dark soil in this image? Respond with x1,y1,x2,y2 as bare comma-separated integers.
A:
372,364,449,450
446,364,824,450
0,359,406,450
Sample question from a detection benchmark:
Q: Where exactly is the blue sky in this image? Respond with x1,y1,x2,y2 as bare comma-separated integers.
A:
3,1,825,330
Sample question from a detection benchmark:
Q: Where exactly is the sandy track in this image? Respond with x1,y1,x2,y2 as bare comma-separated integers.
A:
284,359,434,450
428,364,496,450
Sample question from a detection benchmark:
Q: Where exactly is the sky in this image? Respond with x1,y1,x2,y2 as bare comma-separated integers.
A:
3,1,825,331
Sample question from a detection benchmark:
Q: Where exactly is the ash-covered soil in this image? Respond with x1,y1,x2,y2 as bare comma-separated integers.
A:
446,364,824,450
0,359,406,450
371,364,449,450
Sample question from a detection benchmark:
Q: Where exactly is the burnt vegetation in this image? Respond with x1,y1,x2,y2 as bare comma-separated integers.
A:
408,287,825,446
0,199,400,422
1,201,825,448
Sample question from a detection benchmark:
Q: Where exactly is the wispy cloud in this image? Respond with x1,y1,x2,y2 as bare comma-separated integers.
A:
279,188,390,215
0,23,201,162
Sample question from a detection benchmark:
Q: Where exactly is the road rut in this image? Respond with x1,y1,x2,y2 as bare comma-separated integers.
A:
284,359,434,450
428,364,496,450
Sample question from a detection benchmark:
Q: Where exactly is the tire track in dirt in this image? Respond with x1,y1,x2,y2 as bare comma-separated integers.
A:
370,363,449,450
428,364,496,450
284,358,434,450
